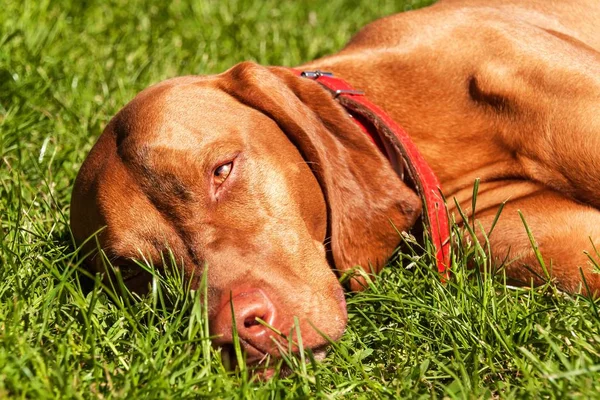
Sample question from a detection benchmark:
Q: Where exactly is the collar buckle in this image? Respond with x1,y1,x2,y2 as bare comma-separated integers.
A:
300,70,334,79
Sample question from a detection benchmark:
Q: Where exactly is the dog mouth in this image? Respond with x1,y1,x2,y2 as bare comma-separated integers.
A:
219,343,329,379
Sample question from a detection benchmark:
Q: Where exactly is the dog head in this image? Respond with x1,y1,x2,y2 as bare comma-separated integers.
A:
70,62,421,367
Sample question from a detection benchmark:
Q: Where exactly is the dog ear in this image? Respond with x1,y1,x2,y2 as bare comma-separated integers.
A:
216,62,422,290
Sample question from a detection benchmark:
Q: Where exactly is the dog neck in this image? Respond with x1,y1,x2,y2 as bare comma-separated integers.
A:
293,69,451,276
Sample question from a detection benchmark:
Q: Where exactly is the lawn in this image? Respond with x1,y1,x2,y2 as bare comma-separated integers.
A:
2,0,600,398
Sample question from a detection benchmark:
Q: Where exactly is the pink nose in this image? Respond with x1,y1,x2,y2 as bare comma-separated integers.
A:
211,289,278,360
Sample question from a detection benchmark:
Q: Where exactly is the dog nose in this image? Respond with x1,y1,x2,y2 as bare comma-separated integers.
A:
211,289,278,359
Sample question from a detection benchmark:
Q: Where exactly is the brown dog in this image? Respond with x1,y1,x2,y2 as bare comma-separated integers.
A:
70,0,600,366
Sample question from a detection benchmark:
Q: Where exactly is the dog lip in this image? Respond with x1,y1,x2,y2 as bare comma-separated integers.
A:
336,289,347,313
249,344,330,379
218,340,268,370
239,337,270,363
332,284,349,326
219,338,271,370
219,331,332,375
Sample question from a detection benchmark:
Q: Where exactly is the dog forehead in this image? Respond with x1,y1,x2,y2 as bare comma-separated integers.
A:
116,78,274,154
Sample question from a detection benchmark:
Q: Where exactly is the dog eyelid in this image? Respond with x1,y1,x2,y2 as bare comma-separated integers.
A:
108,257,144,280
213,162,233,186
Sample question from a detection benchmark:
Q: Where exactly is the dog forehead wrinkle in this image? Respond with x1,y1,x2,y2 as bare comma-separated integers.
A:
147,97,265,162
101,200,181,266
162,83,256,127
104,156,206,270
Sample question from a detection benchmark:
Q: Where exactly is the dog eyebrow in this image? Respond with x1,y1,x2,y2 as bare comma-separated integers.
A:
136,185,203,268
154,171,193,203
126,145,194,204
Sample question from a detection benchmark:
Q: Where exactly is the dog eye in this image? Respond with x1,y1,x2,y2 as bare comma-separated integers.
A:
214,162,232,186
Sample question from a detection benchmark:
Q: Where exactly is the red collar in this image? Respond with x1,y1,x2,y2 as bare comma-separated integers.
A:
295,69,450,276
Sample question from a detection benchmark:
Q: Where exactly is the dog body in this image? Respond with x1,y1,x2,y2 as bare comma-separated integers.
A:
304,0,600,291
71,0,600,365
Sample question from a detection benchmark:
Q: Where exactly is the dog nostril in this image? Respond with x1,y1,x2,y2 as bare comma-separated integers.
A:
243,315,263,329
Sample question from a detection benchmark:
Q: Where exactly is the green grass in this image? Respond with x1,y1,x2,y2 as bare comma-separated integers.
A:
2,0,600,398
